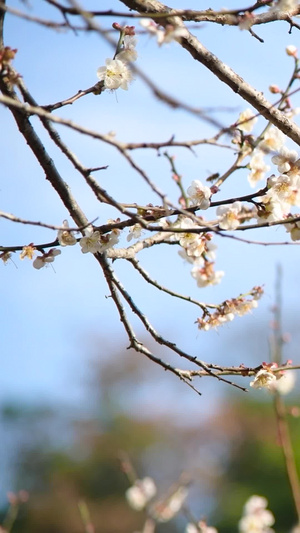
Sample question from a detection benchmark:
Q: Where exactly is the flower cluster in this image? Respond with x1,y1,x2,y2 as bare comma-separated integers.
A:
174,212,224,288
247,126,286,188
238,495,275,532
97,25,137,91
79,228,119,254
4,219,121,271
125,473,189,524
197,286,263,331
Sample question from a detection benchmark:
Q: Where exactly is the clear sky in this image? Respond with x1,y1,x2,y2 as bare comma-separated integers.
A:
1,0,300,421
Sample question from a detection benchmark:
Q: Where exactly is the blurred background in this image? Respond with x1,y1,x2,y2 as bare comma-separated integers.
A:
1,0,300,531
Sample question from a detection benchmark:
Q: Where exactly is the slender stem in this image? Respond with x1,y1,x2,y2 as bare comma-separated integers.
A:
274,393,300,525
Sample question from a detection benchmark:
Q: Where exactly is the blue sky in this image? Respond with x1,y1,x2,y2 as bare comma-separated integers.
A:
1,0,300,421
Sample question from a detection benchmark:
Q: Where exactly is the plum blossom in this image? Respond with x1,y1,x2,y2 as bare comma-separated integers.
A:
153,486,189,522
248,150,270,188
187,180,212,209
157,24,187,45
80,229,119,254
255,193,287,223
140,19,186,45
97,58,133,90
20,244,35,260
127,223,143,242
33,248,61,270
217,201,242,230
197,288,262,331
57,219,77,246
237,109,257,132
269,370,296,394
126,477,156,511
250,369,277,390
140,18,165,43
271,146,299,174
239,495,275,532
191,261,224,288
258,126,285,152
116,35,138,62
285,218,300,240
268,173,300,208
176,217,207,258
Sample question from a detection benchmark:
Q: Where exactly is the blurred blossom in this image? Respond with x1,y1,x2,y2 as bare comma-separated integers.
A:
258,126,285,152
217,201,242,230
248,150,270,188
239,495,275,532
127,223,143,242
153,485,189,522
126,477,157,511
237,109,257,132
269,370,296,395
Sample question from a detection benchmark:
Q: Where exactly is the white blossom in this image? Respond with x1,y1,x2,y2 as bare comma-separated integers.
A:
191,262,224,288
258,127,286,152
285,218,300,241
271,146,298,174
217,201,242,230
187,180,212,209
157,25,187,45
269,370,296,395
250,369,277,389
80,231,103,254
238,109,257,132
127,224,143,242
248,150,270,188
33,248,61,270
239,495,275,533
116,35,138,62
126,477,156,511
97,58,133,90
154,486,188,522
140,18,165,42
79,230,118,254
175,217,206,258
244,496,269,515
268,173,300,208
